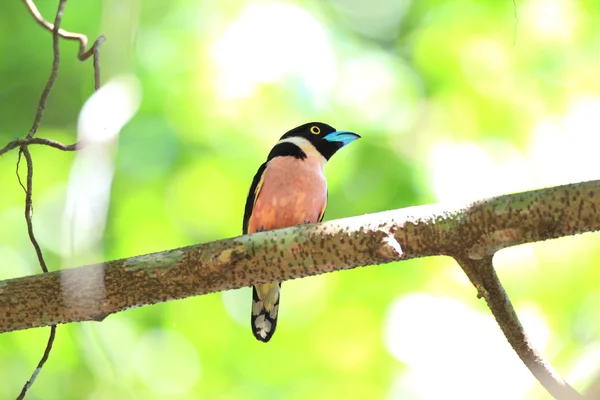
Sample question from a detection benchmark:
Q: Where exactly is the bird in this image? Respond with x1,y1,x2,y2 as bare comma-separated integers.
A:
243,122,360,342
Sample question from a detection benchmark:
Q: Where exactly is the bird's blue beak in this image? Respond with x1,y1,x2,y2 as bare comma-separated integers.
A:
323,130,361,147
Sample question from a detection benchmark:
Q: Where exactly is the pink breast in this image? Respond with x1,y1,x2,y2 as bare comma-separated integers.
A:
248,157,327,233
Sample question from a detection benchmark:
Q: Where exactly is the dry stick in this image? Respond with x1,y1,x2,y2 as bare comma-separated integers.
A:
457,256,583,400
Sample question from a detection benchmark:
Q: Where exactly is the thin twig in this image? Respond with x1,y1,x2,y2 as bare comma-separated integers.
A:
16,326,57,400
13,0,104,398
92,42,103,90
22,0,106,63
21,0,105,139
0,137,80,157
456,256,583,400
25,0,65,139
19,145,48,273
15,144,52,400
15,149,26,193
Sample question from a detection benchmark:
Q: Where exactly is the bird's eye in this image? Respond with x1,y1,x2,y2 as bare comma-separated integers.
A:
310,126,320,135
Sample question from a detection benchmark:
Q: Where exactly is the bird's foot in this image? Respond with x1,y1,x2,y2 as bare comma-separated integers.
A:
258,226,265,232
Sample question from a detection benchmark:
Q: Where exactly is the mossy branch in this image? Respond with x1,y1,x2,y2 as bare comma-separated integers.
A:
2,180,599,399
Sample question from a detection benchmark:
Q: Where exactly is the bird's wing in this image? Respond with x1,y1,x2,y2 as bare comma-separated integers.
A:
317,189,328,223
243,162,267,234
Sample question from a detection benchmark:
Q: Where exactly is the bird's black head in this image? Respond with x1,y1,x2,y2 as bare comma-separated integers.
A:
277,122,361,160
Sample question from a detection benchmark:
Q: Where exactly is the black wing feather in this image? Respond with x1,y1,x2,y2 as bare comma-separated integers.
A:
243,162,267,234
319,190,328,222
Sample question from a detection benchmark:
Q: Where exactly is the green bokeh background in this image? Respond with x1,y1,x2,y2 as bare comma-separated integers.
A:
2,1,600,399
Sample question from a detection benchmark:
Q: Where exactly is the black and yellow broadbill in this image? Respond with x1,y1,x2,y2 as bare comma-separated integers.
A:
242,122,360,342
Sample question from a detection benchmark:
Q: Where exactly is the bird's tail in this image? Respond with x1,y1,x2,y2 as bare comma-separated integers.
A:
251,282,281,342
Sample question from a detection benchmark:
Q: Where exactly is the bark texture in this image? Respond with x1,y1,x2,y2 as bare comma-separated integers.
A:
1,179,599,334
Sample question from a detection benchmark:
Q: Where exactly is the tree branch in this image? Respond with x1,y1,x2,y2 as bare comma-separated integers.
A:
2,179,598,398
456,256,583,400
2,179,599,330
